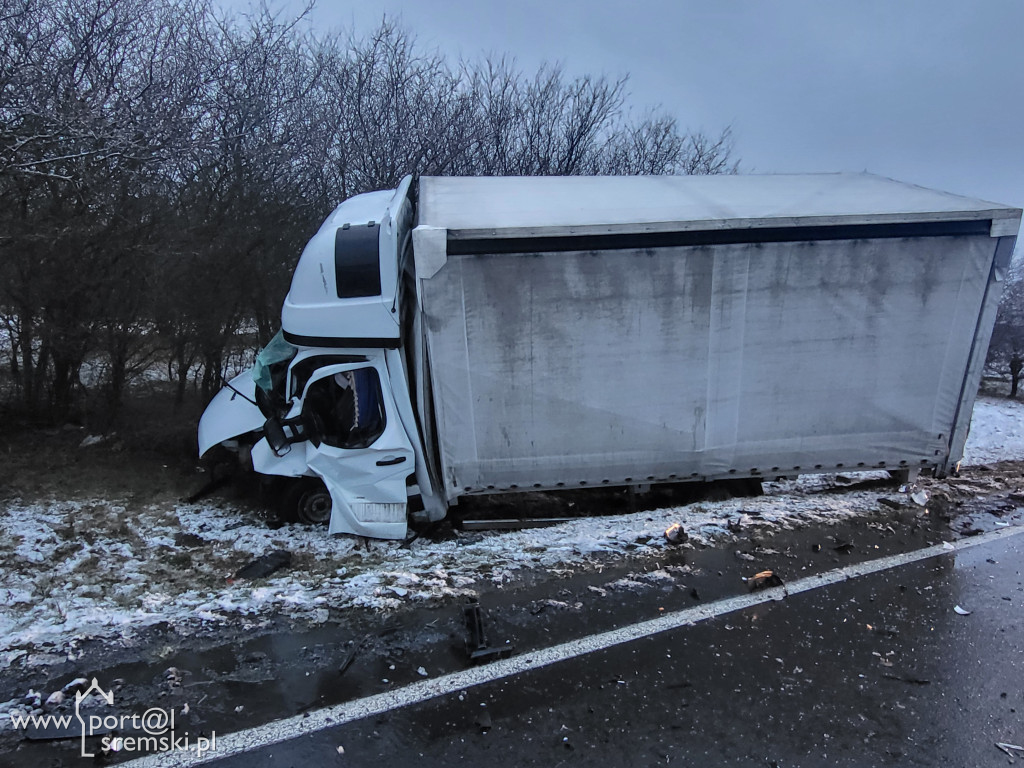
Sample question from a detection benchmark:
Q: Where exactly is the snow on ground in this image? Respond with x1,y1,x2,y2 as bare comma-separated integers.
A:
1,395,1023,660
961,396,1024,465
0,485,898,660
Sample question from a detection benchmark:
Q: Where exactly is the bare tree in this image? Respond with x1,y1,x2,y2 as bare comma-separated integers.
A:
0,8,739,426
988,261,1024,398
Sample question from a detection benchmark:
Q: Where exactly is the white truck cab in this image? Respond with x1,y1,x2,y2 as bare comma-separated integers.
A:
199,176,442,538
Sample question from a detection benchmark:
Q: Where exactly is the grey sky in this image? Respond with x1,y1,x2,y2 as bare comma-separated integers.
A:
250,0,1024,209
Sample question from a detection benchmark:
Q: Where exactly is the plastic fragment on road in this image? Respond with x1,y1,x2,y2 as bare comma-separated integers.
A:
996,742,1024,757
744,570,783,591
953,605,972,615
910,490,929,506
664,522,687,544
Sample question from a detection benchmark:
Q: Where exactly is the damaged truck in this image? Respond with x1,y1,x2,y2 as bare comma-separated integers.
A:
198,173,1021,539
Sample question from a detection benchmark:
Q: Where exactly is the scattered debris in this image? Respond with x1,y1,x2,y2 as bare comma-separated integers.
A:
882,673,931,685
79,434,106,448
232,550,292,581
910,490,929,506
953,605,972,616
44,691,64,707
164,667,183,687
996,742,1024,758
745,570,784,591
416,666,428,677
664,522,688,544
530,599,582,614
338,638,364,677
337,745,346,755
61,677,89,694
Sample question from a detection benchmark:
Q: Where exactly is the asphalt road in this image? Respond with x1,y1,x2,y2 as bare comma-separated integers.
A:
198,529,1024,768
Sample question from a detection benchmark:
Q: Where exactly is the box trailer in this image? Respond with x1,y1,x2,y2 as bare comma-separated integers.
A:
198,173,1021,539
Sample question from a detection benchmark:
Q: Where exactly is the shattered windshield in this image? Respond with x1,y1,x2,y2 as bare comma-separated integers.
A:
252,330,298,393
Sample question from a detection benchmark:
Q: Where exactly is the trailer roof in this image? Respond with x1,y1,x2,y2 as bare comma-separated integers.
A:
417,173,1021,240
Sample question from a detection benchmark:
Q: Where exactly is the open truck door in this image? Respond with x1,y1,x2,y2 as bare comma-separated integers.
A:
291,362,414,539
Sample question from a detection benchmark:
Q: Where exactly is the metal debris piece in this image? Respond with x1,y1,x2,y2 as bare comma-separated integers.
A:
463,599,514,663
996,742,1024,758
953,605,972,616
910,490,928,506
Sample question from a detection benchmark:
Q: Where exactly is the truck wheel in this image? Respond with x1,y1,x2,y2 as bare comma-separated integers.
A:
281,478,332,526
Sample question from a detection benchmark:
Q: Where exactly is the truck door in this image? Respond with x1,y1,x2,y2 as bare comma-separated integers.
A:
299,362,414,539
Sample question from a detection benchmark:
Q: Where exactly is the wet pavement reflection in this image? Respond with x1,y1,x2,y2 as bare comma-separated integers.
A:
204,534,1023,767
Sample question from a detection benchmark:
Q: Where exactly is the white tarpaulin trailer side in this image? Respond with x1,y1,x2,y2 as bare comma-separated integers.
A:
412,174,1020,500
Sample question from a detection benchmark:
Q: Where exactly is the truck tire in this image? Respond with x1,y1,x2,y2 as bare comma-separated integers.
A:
281,478,332,526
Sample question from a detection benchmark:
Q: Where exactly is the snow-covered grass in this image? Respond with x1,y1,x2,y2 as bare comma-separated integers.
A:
961,396,1024,465
1,395,1023,661
0,486,898,660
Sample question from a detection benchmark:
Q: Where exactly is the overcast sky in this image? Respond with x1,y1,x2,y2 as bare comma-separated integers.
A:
244,0,1024,210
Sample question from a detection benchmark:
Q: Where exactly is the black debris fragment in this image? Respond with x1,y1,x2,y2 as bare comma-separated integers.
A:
232,550,292,581
475,707,493,732
463,599,514,663
338,638,364,677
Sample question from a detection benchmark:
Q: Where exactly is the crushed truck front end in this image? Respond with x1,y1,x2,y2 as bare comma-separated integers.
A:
198,176,444,539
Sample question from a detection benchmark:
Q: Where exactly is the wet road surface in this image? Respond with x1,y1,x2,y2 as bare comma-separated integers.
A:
7,505,1024,767
193,530,1023,768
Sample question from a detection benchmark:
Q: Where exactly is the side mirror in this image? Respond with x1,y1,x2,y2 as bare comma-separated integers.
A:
264,418,292,457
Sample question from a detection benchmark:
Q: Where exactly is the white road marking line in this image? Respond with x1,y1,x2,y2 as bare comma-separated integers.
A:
124,524,1024,767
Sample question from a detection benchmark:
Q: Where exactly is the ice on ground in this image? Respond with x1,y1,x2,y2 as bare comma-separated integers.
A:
1,394,1022,657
